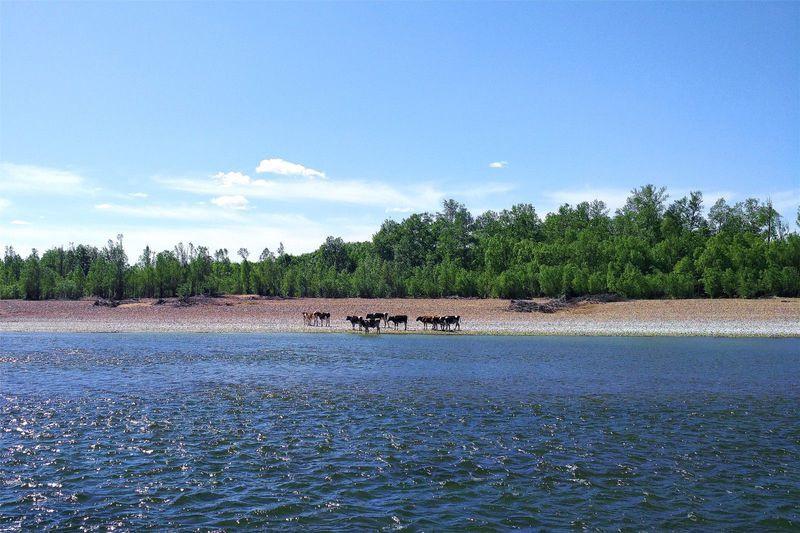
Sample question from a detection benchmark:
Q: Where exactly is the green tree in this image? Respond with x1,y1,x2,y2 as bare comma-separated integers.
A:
1,186,795,301
104,235,128,299
20,249,42,300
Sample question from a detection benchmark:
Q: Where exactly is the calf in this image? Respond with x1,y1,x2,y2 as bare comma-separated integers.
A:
388,315,408,330
302,311,315,326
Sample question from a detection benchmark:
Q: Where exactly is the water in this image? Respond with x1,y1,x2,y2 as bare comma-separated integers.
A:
1,333,799,529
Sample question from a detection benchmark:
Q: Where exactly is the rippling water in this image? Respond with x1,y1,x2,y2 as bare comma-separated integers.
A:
1,333,799,529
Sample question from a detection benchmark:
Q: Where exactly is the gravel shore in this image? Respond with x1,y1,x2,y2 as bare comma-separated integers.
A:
1,296,798,337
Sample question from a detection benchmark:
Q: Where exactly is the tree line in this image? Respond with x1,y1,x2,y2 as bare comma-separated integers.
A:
2,185,799,301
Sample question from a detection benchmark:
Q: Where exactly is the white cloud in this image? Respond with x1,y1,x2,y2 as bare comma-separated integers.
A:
1,211,373,258
211,195,249,210
489,161,508,169
129,192,148,198
0,162,86,194
10,220,30,225
158,174,442,212
256,158,326,179
95,203,113,210
0,198,9,212
214,171,252,187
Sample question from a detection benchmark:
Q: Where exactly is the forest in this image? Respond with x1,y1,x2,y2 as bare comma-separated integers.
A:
2,185,799,301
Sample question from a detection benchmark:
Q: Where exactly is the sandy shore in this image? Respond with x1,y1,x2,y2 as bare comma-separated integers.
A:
1,296,798,337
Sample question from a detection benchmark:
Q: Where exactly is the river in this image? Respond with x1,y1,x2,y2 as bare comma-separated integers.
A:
1,333,798,529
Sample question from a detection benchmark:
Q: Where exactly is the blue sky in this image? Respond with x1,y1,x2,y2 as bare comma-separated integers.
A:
1,2,798,256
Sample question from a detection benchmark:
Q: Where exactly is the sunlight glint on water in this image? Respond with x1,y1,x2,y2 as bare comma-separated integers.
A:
1,334,799,529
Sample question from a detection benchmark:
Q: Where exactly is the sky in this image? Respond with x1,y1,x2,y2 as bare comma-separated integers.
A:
1,1,798,257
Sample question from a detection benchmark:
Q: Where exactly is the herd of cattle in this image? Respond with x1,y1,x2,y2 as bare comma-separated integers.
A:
302,311,461,333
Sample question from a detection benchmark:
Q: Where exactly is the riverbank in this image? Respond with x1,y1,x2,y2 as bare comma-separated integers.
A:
1,296,798,337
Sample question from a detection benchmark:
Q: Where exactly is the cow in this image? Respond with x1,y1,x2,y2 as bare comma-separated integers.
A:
416,316,435,330
302,311,315,326
366,312,389,326
314,311,330,327
345,315,364,330
442,315,461,331
388,315,408,330
359,317,381,333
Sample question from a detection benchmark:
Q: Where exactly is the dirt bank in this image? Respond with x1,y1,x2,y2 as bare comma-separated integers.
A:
1,296,798,337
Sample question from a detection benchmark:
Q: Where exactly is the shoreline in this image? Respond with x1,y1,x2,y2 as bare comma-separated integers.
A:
0,328,800,339
1,296,798,337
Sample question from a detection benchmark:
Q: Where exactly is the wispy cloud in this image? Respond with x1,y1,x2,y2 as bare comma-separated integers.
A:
10,220,30,225
256,158,326,179
215,171,252,187
488,161,508,169
129,192,148,199
211,195,249,210
4,211,372,257
93,202,245,221
160,157,513,214
0,198,9,212
0,162,86,195
159,173,442,212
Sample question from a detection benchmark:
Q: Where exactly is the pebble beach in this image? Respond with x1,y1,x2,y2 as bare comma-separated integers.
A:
1,296,798,337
